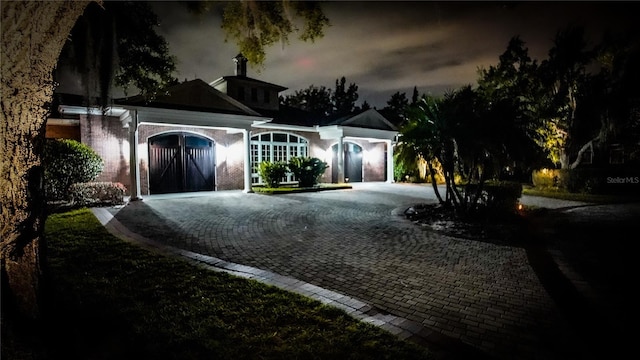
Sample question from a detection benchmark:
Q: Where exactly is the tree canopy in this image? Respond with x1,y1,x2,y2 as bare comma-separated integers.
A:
280,76,359,117
221,0,330,69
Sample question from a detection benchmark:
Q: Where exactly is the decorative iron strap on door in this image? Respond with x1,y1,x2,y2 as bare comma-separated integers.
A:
149,133,215,194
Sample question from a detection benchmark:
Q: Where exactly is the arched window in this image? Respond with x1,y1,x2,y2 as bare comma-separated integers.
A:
250,132,309,184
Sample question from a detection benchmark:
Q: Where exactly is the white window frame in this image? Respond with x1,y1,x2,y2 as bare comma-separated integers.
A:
251,132,309,184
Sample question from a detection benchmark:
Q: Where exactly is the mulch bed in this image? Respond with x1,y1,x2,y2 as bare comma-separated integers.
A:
403,203,530,246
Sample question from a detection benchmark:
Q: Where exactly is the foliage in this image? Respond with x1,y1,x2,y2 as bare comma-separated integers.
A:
68,182,127,207
36,209,432,359
280,76,359,117
383,91,410,127
480,27,640,170
221,1,330,69
531,169,561,189
258,161,289,188
288,157,329,187
43,139,104,201
332,76,359,115
476,181,523,214
280,84,333,117
57,1,178,104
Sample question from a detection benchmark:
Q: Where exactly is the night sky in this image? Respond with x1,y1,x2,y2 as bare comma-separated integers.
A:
61,1,640,108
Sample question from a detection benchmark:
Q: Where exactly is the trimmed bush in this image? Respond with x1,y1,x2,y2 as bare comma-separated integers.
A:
288,157,328,187
258,161,288,188
43,139,104,200
482,181,523,213
531,168,560,189
467,181,523,214
69,182,127,206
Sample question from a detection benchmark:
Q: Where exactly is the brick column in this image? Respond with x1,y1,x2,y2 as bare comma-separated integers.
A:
243,129,253,193
386,139,394,183
128,110,142,200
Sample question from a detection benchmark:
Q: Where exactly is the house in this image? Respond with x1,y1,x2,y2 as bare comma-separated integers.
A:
47,54,398,198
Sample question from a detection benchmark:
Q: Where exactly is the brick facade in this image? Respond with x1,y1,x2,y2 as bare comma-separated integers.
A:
80,115,130,190
76,117,391,196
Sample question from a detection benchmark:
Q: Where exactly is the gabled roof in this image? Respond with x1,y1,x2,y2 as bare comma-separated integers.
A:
257,105,323,127
209,76,288,92
323,109,398,131
114,79,261,116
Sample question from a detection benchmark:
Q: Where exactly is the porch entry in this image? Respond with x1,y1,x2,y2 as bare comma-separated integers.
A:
148,132,215,194
332,142,363,183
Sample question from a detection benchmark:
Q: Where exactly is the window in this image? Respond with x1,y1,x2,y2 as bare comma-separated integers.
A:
250,132,309,184
251,88,258,102
237,86,245,101
610,144,624,164
264,89,270,103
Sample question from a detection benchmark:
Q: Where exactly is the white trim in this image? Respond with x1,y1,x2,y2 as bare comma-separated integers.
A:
47,118,79,126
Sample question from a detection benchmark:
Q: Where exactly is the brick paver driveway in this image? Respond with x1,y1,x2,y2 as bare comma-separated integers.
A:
112,183,619,360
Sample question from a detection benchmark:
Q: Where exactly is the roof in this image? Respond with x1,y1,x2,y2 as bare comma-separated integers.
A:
257,105,323,127
209,76,288,92
323,109,398,131
114,79,261,116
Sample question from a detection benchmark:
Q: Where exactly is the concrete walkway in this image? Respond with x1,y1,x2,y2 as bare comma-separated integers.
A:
92,183,638,360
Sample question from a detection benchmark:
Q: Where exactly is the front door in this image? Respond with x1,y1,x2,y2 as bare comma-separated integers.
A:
331,142,363,183
148,133,215,194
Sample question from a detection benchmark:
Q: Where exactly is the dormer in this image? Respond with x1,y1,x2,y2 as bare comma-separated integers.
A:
210,53,287,112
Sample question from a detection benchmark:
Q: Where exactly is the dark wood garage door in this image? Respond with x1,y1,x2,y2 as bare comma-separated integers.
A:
148,133,215,194
331,142,363,183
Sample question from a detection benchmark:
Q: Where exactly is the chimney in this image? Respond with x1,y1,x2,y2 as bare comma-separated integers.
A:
233,53,247,77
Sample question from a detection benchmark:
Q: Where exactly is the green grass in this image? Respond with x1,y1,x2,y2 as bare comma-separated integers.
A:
253,183,353,194
4,208,431,359
522,185,640,204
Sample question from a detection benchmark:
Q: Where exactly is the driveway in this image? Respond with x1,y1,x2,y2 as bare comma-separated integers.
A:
105,182,637,360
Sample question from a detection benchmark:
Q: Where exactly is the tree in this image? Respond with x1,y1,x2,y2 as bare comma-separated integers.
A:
476,36,550,178
382,91,409,127
220,0,329,69
281,76,360,116
1,0,329,320
538,26,596,169
56,1,178,106
411,86,420,105
280,85,333,117
332,76,358,115
1,0,92,320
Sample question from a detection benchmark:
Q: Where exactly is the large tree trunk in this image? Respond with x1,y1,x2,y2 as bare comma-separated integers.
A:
1,1,91,320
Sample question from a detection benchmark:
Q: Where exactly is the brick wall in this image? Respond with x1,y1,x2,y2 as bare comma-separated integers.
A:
80,115,131,192
362,141,387,182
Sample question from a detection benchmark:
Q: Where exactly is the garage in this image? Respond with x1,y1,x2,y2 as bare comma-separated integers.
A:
148,132,215,194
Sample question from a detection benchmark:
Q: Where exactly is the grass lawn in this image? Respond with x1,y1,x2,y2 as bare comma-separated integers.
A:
1,208,432,360
522,185,640,204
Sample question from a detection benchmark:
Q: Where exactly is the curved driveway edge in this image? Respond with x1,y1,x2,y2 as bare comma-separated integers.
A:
92,183,634,360
91,206,487,360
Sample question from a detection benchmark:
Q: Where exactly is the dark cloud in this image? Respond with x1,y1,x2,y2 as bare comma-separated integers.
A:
145,1,638,108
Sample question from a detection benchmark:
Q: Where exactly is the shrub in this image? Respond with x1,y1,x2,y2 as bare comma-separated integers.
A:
482,181,523,213
466,181,523,214
69,182,127,206
258,161,288,188
43,139,104,200
532,168,560,189
288,157,328,187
